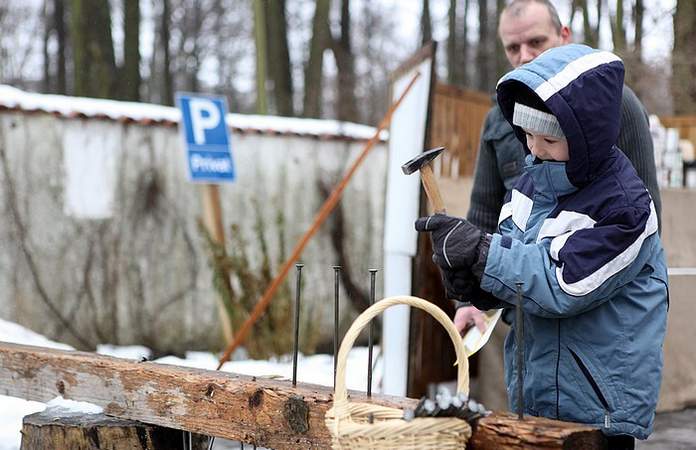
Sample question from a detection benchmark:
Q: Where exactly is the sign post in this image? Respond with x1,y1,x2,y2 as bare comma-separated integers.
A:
177,93,235,344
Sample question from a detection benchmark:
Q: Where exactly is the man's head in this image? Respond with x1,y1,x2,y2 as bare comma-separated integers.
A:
499,0,571,68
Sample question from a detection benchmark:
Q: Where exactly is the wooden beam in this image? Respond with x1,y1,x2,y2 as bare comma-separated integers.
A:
0,342,414,449
469,413,607,449
1,342,606,449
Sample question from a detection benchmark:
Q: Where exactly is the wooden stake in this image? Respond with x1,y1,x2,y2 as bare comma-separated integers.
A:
201,183,233,345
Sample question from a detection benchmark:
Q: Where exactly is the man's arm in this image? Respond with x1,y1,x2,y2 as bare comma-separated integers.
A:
467,109,509,233
618,85,662,232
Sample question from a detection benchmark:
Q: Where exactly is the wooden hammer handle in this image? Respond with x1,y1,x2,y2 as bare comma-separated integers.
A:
420,164,446,214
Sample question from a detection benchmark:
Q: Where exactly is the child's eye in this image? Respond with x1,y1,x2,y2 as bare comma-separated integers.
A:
544,138,557,144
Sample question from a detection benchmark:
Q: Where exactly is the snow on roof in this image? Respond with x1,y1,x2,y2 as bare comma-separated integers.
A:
0,85,387,142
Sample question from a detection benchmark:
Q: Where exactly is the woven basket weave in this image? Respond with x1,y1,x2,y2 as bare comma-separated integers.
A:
325,296,472,449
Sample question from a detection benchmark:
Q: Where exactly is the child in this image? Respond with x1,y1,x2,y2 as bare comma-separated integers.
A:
415,44,667,446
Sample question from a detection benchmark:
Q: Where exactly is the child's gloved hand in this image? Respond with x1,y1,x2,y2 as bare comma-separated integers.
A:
443,269,501,310
415,214,491,280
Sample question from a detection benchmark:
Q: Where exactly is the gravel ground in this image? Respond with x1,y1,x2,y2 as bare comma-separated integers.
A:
637,408,696,449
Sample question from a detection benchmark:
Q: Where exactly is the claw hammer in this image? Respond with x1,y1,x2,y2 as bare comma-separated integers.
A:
401,146,447,214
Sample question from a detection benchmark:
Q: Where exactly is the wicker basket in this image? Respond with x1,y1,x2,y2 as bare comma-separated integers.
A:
325,295,472,449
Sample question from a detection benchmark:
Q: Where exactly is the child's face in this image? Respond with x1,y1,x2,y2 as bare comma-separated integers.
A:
523,129,569,161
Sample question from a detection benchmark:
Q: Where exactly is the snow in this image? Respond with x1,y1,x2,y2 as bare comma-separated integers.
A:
0,84,387,141
0,319,383,449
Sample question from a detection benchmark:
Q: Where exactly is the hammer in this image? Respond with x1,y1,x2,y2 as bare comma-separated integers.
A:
402,146,446,214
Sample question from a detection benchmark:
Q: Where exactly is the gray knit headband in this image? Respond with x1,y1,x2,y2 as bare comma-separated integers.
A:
513,102,565,139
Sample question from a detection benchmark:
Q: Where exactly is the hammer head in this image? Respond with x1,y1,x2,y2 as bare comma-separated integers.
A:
401,147,445,175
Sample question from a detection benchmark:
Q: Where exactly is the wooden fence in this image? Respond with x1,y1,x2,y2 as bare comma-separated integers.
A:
431,83,491,179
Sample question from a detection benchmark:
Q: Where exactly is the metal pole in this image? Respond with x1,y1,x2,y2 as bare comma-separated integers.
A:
292,264,304,387
515,282,525,420
367,269,378,397
333,265,341,387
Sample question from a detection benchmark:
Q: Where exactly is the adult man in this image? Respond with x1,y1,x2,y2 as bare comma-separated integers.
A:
454,0,662,413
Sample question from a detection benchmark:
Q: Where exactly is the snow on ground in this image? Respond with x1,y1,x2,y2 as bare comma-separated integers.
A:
0,319,382,450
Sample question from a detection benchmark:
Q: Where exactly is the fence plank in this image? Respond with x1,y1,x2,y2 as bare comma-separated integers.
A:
431,83,491,179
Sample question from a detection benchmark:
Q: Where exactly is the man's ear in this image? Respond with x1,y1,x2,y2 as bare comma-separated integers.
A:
560,25,572,44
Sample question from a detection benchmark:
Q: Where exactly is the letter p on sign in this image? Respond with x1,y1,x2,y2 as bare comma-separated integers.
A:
176,93,235,183
189,99,221,145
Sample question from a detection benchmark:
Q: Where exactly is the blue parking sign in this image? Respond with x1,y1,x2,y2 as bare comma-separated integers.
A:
176,93,235,183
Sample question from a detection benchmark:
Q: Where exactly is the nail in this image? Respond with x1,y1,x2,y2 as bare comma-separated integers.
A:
333,265,341,387
367,269,378,397
293,263,304,387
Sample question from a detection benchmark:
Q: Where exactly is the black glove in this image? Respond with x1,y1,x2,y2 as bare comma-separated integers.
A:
442,268,501,310
415,214,491,280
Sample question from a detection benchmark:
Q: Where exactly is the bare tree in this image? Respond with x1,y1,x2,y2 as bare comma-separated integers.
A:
122,0,141,101
633,0,644,59
160,0,173,105
476,0,491,91
54,0,67,94
70,0,117,98
610,0,627,54
331,0,359,122
253,0,268,114
303,0,330,118
266,0,293,116
672,0,696,114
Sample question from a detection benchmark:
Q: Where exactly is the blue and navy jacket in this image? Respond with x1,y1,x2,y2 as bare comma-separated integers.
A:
483,44,668,438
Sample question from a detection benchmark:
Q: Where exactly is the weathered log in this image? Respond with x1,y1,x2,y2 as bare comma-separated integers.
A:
21,407,208,449
0,342,415,449
1,342,606,449
469,412,607,449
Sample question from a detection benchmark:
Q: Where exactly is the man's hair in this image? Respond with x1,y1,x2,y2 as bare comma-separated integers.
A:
502,0,563,34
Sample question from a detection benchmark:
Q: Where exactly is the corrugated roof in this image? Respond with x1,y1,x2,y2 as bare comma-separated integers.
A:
0,85,387,142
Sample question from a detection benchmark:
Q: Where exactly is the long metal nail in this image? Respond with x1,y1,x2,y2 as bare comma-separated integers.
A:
333,265,341,387
293,263,304,387
367,269,378,397
515,282,525,420
207,436,215,450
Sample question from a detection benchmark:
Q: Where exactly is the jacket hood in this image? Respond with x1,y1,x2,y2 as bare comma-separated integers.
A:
496,44,625,187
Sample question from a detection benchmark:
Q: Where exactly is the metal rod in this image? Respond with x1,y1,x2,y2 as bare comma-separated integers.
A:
189,432,192,450
207,436,215,450
333,265,341,387
515,282,525,420
367,268,378,397
292,263,304,387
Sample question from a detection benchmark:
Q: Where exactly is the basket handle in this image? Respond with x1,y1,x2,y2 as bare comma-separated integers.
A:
334,296,469,404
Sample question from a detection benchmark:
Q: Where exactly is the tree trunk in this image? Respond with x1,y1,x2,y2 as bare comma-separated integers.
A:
447,0,457,84
580,0,597,47
266,0,293,116
253,0,268,114
332,0,359,122
303,0,330,118
123,0,141,101
460,0,470,86
476,0,490,91
633,0,643,58
70,0,117,98
672,0,696,114
21,408,207,450
42,0,51,93
54,0,67,94
611,0,626,54
421,0,432,45
494,0,507,78
160,0,173,105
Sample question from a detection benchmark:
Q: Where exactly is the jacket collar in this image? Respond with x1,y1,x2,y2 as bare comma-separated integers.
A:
524,154,577,198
